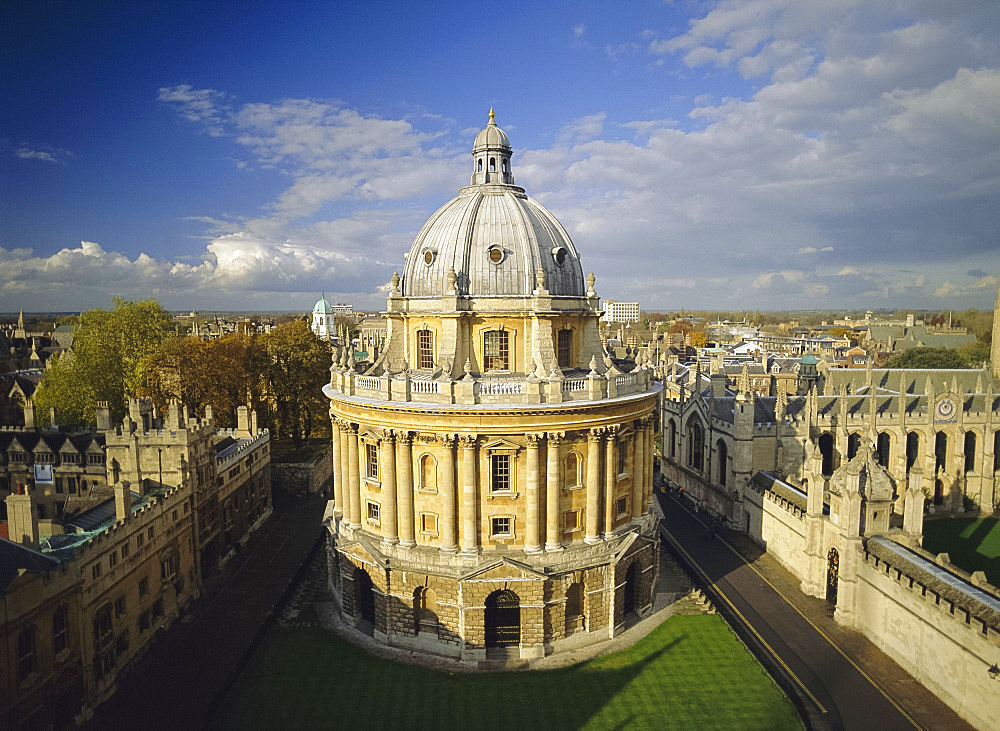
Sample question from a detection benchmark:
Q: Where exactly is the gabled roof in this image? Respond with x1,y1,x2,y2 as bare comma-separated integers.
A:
0,536,61,592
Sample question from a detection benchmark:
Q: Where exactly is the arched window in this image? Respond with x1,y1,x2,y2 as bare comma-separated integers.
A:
483,330,509,371
819,433,835,476
420,454,437,492
687,421,704,472
489,157,496,172
935,432,947,473
557,329,572,368
847,433,861,460
716,439,728,486
477,158,483,172
52,604,69,655
668,419,676,458
965,431,977,473
906,432,919,473
502,158,508,174
565,452,580,487
876,432,891,469
17,625,36,680
417,329,434,369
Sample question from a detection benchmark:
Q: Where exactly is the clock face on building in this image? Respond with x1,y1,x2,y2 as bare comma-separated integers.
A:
936,398,956,421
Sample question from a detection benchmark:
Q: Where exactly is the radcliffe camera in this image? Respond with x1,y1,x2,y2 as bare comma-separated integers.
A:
2,3,999,730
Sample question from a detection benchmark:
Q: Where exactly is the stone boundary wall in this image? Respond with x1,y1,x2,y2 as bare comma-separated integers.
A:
854,545,1000,729
744,483,807,579
272,444,332,498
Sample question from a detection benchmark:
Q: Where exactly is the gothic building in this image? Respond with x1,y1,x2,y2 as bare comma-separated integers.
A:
324,112,661,661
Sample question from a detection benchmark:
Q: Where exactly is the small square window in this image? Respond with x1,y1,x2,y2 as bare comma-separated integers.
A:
563,510,581,532
367,501,380,525
114,595,126,618
420,513,438,535
109,552,118,569
139,610,150,633
616,497,628,518
139,576,149,597
490,516,512,538
91,563,102,580
136,533,145,548
121,544,129,559
147,526,155,540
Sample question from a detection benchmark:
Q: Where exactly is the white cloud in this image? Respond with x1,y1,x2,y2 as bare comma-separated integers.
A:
14,146,71,164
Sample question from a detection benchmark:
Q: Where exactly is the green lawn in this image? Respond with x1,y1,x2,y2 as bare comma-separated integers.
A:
923,516,1000,586
211,614,801,730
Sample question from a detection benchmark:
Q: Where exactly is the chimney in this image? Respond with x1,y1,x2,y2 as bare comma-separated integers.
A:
22,400,35,429
204,404,214,424
237,406,250,436
6,486,39,548
167,401,182,430
114,481,132,522
710,372,728,398
96,401,112,431
250,409,258,435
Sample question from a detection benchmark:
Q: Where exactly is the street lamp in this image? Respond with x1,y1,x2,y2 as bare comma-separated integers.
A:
988,663,1000,681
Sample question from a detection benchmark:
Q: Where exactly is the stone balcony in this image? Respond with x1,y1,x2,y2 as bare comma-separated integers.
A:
326,366,657,406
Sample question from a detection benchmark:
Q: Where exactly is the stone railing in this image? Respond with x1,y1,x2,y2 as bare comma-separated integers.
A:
326,367,659,407
478,380,525,396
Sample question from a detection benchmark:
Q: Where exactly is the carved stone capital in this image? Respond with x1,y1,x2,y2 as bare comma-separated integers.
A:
458,435,477,449
381,429,396,443
526,433,541,448
440,433,457,446
547,431,565,444
396,431,413,447
587,428,603,443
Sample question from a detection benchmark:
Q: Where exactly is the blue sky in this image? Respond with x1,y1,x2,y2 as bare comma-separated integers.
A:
3,0,1000,312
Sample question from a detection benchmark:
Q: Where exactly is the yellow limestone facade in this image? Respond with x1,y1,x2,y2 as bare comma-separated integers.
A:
324,112,661,661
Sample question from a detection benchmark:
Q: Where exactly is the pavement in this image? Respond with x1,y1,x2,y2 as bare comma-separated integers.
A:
657,489,971,731
87,492,329,731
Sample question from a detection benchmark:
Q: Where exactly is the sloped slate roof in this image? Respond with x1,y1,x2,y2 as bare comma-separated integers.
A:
0,537,61,592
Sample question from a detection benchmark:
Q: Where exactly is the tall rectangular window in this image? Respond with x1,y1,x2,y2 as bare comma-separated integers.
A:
366,443,379,480
417,329,434,369
490,454,511,492
483,330,509,371
557,329,572,368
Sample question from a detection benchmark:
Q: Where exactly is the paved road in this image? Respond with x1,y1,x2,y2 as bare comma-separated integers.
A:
657,490,968,731
88,493,328,731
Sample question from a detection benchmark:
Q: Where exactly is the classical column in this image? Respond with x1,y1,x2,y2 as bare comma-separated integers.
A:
525,434,542,553
604,427,618,537
332,417,344,514
396,433,415,547
338,420,352,522
585,428,602,543
545,433,563,551
440,434,457,552
347,423,361,528
646,420,655,506
460,435,478,554
632,420,645,520
380,430,398,544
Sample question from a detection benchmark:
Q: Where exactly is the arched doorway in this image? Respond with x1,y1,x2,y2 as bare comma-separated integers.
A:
826,548,839,604
354,567,375,626
413,587,439,637
623,563,637,617
565,582,584,635
934,479,945,505
484,589,520,648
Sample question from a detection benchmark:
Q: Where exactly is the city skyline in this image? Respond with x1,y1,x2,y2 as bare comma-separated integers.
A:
3,0,1000,312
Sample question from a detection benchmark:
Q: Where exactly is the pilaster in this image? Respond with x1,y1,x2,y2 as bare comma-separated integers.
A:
546,432,564,551
459,435,478,554
525,434,542,553
440,434,457,552
585,429,602,543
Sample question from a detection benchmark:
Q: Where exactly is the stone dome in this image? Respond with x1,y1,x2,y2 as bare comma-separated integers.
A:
401,111,586,299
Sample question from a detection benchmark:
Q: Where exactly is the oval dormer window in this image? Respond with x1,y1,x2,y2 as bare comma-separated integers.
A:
423,250,435,265
487,245,504,264
553,246,568,266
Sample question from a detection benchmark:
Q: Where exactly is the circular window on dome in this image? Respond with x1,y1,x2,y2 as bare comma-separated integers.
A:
487,245,504,264
423,249,435,266
553,246,568,266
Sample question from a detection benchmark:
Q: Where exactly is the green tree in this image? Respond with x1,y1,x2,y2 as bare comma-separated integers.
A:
883,347,970,369
260,320,331,445
33,298,171,425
